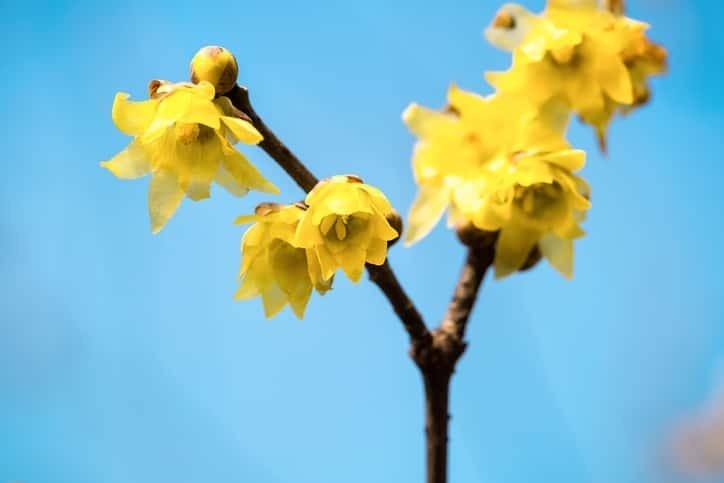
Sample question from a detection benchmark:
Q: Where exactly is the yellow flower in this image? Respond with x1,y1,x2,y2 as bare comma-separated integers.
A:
294,176,399,283
235,203,332,319
580,22,668,149
404,84,590,278
461,150,590,279
485,1,665,149
403,84,569,242
102,80,278,233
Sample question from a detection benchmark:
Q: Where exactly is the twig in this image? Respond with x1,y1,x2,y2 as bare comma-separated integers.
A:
413,234,496,483
440,232,497,341
367,262,430,348
227,84,430,348
226,85,319,192
227,82,496,483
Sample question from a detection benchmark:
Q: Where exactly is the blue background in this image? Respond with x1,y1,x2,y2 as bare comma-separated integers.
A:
2,0,723,482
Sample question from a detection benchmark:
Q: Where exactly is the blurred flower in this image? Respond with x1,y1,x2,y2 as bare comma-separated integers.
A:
235,203,332,319
484,0,666,150
672,386,724,476
102,80,278,233
295,175,399,283
404,84,589,278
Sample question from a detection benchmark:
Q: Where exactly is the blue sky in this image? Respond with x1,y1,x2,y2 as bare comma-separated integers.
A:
1,0,723,482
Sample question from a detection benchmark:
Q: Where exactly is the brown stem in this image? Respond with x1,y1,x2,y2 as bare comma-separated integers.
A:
368,261,430,348
413,235,495,483
441,233,497,341
423,369,452,483
226,84,319,192
226,82,496,483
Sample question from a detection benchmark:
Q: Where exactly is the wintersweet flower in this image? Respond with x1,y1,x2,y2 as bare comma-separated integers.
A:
295,176,399,284
235,203,332,319
404,85,590,278
403,84,569,243
484,0,666,149
459,149,590,279
102,80,278,233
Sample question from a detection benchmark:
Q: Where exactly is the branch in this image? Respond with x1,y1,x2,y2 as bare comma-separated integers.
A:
227,84,430,347
440,232,497,342
226,85,319,193
406,231,495,483
368,261,430,348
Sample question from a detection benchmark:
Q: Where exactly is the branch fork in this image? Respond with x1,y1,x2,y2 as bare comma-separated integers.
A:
228,85,495,483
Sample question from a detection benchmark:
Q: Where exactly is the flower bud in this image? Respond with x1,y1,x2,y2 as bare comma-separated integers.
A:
455,223,498,249
386,210,403,247
190,46,238,95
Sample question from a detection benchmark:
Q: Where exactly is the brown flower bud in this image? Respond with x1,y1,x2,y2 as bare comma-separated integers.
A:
386,210,404,247
455,223,498,249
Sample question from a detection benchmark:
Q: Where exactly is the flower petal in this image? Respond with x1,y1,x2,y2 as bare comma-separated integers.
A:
494,222,541,279
338,247,367,283
261,284,288,319
216,164,251,197
539,233,574,278
404,185,449,245
221,148,279,195
148,170,185,234
100,139,150,179
366,238,388,266
402,104,458,140
597,56,634,104
112,93,158,136
222,116,263,145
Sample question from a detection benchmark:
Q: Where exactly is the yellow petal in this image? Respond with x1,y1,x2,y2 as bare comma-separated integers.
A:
261,284,288,319
288,288,312,319
597,56,634,104
100,139,150,179
148,170,185,234
112,93,158,136
539,233,574,278
180,136,224,201
338,247,367,283
402,104,458,139
234,214,260,225
366,238,388,266
178,89,223,128
222,116,263,145
494,222,541,279
215,164,251,197
195,80,217,100
315,246,338,281
234,274,261,300
547,0,597,8
372,215,399,241
405,185,449,245
221,149,279,194
543,149,586,171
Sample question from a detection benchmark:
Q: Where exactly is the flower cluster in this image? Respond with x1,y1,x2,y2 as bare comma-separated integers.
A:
236,176,399,318
484,0,667,150
403,0,664,278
